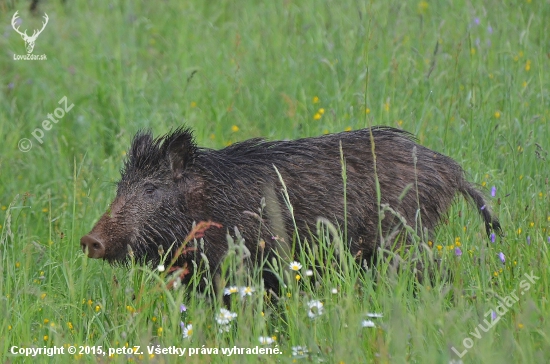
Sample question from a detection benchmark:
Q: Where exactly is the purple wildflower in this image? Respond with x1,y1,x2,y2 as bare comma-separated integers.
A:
491,186,496,197
548,236,550,244
180,304,187,312
527,236,531,245
491,311,497,320
474,17,480,25
490,232,496,243
487,25,493,34
8,82,14,90
498,252,505,264
454,247,462,256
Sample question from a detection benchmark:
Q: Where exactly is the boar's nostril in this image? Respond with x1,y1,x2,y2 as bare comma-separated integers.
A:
80,234,106,259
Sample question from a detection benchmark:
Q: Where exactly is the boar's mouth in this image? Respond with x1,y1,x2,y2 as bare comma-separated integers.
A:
80,233,107,259
80,232,194,268
80,233,147,264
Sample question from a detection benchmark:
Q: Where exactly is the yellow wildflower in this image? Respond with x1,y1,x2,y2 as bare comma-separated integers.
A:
418,1,428,14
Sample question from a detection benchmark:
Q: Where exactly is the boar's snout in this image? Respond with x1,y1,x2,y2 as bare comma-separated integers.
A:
80,234,106,259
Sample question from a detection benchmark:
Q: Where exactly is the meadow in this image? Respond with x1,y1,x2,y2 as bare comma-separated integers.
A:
1,0,549,363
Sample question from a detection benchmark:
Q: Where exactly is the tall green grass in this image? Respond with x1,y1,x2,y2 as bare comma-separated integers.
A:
1,0,549,362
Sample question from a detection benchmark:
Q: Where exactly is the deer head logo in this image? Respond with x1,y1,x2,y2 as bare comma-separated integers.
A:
11,11,49,54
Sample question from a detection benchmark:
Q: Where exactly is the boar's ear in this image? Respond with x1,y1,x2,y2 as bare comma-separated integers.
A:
166,129,196,180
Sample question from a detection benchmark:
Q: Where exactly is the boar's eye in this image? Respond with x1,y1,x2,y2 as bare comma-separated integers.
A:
144,183,157,195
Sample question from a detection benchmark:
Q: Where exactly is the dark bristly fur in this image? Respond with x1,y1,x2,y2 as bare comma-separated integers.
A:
81,126,501,290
